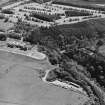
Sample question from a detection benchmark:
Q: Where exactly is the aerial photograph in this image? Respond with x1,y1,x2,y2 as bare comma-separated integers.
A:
0,0,105,105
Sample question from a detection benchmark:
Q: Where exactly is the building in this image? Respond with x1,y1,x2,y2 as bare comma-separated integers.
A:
7,38,32,50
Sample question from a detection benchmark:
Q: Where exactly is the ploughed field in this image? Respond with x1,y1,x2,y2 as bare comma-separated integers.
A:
0,51,88,105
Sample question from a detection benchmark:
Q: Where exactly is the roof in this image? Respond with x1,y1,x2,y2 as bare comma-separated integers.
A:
7,38,32,48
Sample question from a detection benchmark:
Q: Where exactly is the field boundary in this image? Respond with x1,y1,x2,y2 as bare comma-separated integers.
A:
0,47,46,60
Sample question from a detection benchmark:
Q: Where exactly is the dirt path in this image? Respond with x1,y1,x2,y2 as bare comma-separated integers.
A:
42,69,87,96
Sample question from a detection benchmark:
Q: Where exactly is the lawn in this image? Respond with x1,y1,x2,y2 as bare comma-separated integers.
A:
0,50,88,105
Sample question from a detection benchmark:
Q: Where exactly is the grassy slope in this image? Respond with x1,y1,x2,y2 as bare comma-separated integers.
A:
56,0,105,3
0,0,20,7
0,50,88,105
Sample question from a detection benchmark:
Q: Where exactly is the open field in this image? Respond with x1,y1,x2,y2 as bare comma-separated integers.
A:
44,0,105,4
53,0,105,10
0,20,14,31
0,0,9,5
0,50,88,105
0,0,21,7
56,0,105,4
0,0,10,7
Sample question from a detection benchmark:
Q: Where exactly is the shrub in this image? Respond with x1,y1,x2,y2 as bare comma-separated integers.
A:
0,34,6,41
1,9,14,14
0,14,5,19
8,33,21,40
65,10,92,17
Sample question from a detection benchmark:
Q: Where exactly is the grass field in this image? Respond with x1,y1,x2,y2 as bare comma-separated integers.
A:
0,50,88,105
54,0,105,7
0,0,10,7
0,0,9,4
56,0,105,4
0,0,20,7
